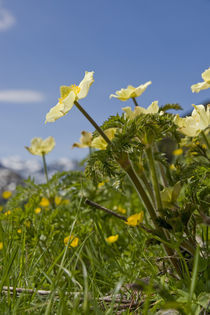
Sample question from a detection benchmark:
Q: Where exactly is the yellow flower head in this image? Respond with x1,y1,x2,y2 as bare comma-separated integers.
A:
63,199,70,205
72,131,93,148
117,206,126,214
106,234,119,244
45,71,94,123
173,148,183,156
17,229,22,234
98,182,105,188
64,235,79,248
91,128,117,150
24,220,31,228
126,211,144,226
34,207,41,214
2,191,12,199
174,104,210,137
54,196,62,205
25,136,55,156
4,210,11,216
0,242,3,250
191,68,210,93
39,197,50,207
170,164,176,171
122,101,159,120
110,81,152,101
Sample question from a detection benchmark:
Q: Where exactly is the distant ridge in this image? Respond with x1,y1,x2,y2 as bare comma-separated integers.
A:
0,156,81,184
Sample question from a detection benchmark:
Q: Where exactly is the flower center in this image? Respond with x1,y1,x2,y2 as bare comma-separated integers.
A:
59,84,81,103
69,84,81,95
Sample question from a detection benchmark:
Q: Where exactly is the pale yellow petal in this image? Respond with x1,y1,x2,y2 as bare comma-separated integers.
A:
201,68,210,82
91,136,107,150
191,81,210,93
62,91,76,113
26,136,55,156
78,71,94,99
192,104,210,130
122,106,136,119
45,102,65,123
80,131,92,146
133,81,152,97
42,136,56,154
146,101,159,114
91,128,117,150
72,131,92,148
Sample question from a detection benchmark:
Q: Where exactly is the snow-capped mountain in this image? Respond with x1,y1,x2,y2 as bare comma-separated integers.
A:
0,156,81,184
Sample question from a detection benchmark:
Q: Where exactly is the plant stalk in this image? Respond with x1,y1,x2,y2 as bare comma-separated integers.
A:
42,153,49,183
132,97,139,107
74,101,112,145
201,131,210,150
146,146,163,211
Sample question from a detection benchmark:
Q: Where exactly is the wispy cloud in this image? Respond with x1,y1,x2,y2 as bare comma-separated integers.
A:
0,8,15,31
0,90,45,103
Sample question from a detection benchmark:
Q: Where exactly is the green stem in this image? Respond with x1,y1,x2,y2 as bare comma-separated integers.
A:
139,172,155,205
74,101,183,278
42,153,49,183
132,97,139,107
85,199,127,221
146,146,163,211
120,155,158,226
74,101,112,146
201,131,210,150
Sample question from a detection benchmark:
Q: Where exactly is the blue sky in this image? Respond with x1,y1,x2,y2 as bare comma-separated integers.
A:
0,0,209,162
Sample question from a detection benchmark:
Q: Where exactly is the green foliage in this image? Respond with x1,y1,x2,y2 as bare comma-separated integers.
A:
0,102,209,313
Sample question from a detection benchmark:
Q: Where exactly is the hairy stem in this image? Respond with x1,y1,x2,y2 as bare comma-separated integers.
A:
74,101,111,145
42,153,49,183
146,146,163,211
85,199,127,221
140,171,156,205
132,97,139,107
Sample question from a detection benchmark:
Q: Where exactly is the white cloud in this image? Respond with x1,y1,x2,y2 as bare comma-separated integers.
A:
0,90,45,103
0,8,15,31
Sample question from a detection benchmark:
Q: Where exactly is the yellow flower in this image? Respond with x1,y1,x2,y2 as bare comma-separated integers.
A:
98,182,105,188
117,206,126,214
25,136,55,156
40,197,50,207
170,164,176,171
91,128,117,150
45,71,94,123
24,220,31,228
17,229,22,234
64,235,79,248
54,196,62,205
34,207,41,214
173,148,183,156
0,206,3,211
4,210,11,216
191,68,210,93
63,199,70,205
126,212,144,226
106,234,119,244
0,242,3,250
110,81,152,101
72,131,93,148
174,104,210,137
122,101,159,120
2,191,12,199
